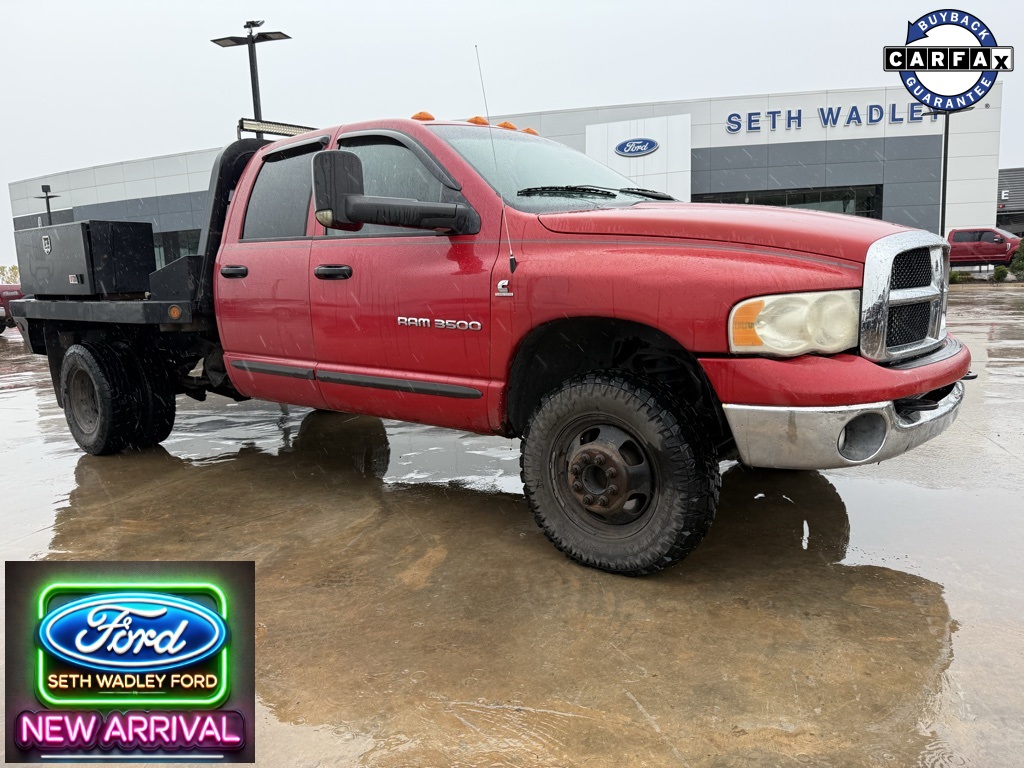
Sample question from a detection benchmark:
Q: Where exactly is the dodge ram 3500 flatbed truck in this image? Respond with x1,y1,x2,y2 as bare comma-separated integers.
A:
12,115,973,575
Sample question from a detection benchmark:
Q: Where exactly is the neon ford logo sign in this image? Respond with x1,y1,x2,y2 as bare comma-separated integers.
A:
614,138,659,157
38,592,227,673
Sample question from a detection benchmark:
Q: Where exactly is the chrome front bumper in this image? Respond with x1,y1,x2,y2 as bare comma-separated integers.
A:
722,381,965,470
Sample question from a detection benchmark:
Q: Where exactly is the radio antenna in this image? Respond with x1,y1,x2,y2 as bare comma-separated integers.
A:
475,45,517,273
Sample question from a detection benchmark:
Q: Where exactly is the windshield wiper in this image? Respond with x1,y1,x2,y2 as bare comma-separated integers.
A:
517,185,616,198
517,185,675,201
616,187,675,201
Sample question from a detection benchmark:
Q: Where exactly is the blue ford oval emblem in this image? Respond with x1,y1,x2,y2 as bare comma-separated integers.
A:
38,592,227,673
614,138,659,157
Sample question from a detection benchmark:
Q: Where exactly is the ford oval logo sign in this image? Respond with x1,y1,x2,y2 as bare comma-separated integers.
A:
38,592,227,673
614,138,659,157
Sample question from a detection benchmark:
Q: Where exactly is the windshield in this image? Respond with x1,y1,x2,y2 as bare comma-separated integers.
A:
430,124,662,213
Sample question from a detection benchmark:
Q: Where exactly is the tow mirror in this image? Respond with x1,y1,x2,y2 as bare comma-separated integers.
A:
312,150,481,236
313,150,365,231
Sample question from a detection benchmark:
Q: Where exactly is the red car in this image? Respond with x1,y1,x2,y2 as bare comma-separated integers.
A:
947,227,1020,267
0,283,23,334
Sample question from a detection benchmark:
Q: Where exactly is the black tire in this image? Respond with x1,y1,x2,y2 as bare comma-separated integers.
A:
521,372,720,575
60,344,142,455
118,346,176,449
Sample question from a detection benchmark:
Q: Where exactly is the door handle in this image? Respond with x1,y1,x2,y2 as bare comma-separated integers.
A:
314,265,353,280
220,265,248,278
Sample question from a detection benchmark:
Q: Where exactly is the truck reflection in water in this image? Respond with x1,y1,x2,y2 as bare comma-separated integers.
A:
50,409,954,768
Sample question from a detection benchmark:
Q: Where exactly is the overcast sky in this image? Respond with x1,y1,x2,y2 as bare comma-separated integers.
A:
1,0,1021,266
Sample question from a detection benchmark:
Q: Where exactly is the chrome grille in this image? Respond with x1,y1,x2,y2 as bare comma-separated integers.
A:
861,231,949,363
886,303,932,347
889,247,932,290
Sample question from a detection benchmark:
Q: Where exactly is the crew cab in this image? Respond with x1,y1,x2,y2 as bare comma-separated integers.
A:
947,227,1020,266
1,283,23,334
11,115,973,575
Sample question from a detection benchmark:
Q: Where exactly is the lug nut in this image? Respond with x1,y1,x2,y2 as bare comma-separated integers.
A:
597,496,609,507
606,468,617,478
607,484,619,495
593,455,605,466
572,482,583,493
570,464,581,476
583,495,594,505
579,454,591,465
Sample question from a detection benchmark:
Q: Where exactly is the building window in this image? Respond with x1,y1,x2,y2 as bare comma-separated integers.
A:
693,185,883,219
154,229,201,269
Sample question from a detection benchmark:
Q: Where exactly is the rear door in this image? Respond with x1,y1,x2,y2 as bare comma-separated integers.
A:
949,230,980,264
216,137,330,409
309,132,499,431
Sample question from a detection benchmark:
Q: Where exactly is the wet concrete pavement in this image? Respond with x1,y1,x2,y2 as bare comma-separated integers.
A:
2,285,1023,766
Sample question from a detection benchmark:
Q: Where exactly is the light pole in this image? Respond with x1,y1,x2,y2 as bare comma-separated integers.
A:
923,106,975,237
212,21,291,140
34,184,59,226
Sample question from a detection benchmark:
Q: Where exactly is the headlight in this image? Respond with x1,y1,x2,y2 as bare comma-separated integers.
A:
729,290,861,356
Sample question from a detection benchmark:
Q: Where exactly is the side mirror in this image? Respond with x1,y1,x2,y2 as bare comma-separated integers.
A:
313,150,365,231
993,235,1004,243
312,150,480,236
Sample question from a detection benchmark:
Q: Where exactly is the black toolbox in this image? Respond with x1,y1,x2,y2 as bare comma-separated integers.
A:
14,221,155,297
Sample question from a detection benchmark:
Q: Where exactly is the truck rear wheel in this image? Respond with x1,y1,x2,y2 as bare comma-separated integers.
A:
521,372,720,576
60,344,141,455
119,347,176,449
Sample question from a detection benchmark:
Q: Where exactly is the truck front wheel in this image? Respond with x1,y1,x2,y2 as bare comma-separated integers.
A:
521,372,720,575
60,344,141,455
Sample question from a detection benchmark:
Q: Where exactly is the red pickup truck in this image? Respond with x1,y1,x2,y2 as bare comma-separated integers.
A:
11,116,972,574
947,227,1020,266
1,283,23,333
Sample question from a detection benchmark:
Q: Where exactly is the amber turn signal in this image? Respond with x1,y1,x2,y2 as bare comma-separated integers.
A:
730,300,764,348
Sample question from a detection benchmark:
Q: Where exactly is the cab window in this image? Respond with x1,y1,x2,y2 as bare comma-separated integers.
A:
952,231,979,242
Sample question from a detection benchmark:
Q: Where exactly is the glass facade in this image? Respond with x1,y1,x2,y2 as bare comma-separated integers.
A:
693,185,883,219
154,229,200,269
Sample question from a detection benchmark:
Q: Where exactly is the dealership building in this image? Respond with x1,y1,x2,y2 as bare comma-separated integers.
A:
8,83,1006,267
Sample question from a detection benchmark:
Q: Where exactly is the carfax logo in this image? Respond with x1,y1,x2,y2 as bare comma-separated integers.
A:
6,562,255,762
884,9,1013,111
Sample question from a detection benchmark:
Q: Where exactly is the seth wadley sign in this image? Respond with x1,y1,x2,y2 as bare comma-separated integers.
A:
725,102,937,133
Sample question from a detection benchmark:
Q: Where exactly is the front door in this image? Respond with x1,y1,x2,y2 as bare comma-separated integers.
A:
310,134,499,431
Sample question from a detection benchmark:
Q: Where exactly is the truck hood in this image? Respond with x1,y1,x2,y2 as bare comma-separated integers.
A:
537,203,911,264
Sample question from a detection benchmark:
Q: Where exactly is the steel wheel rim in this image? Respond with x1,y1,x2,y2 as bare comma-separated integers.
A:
550,414,659,536
68,368,100,437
